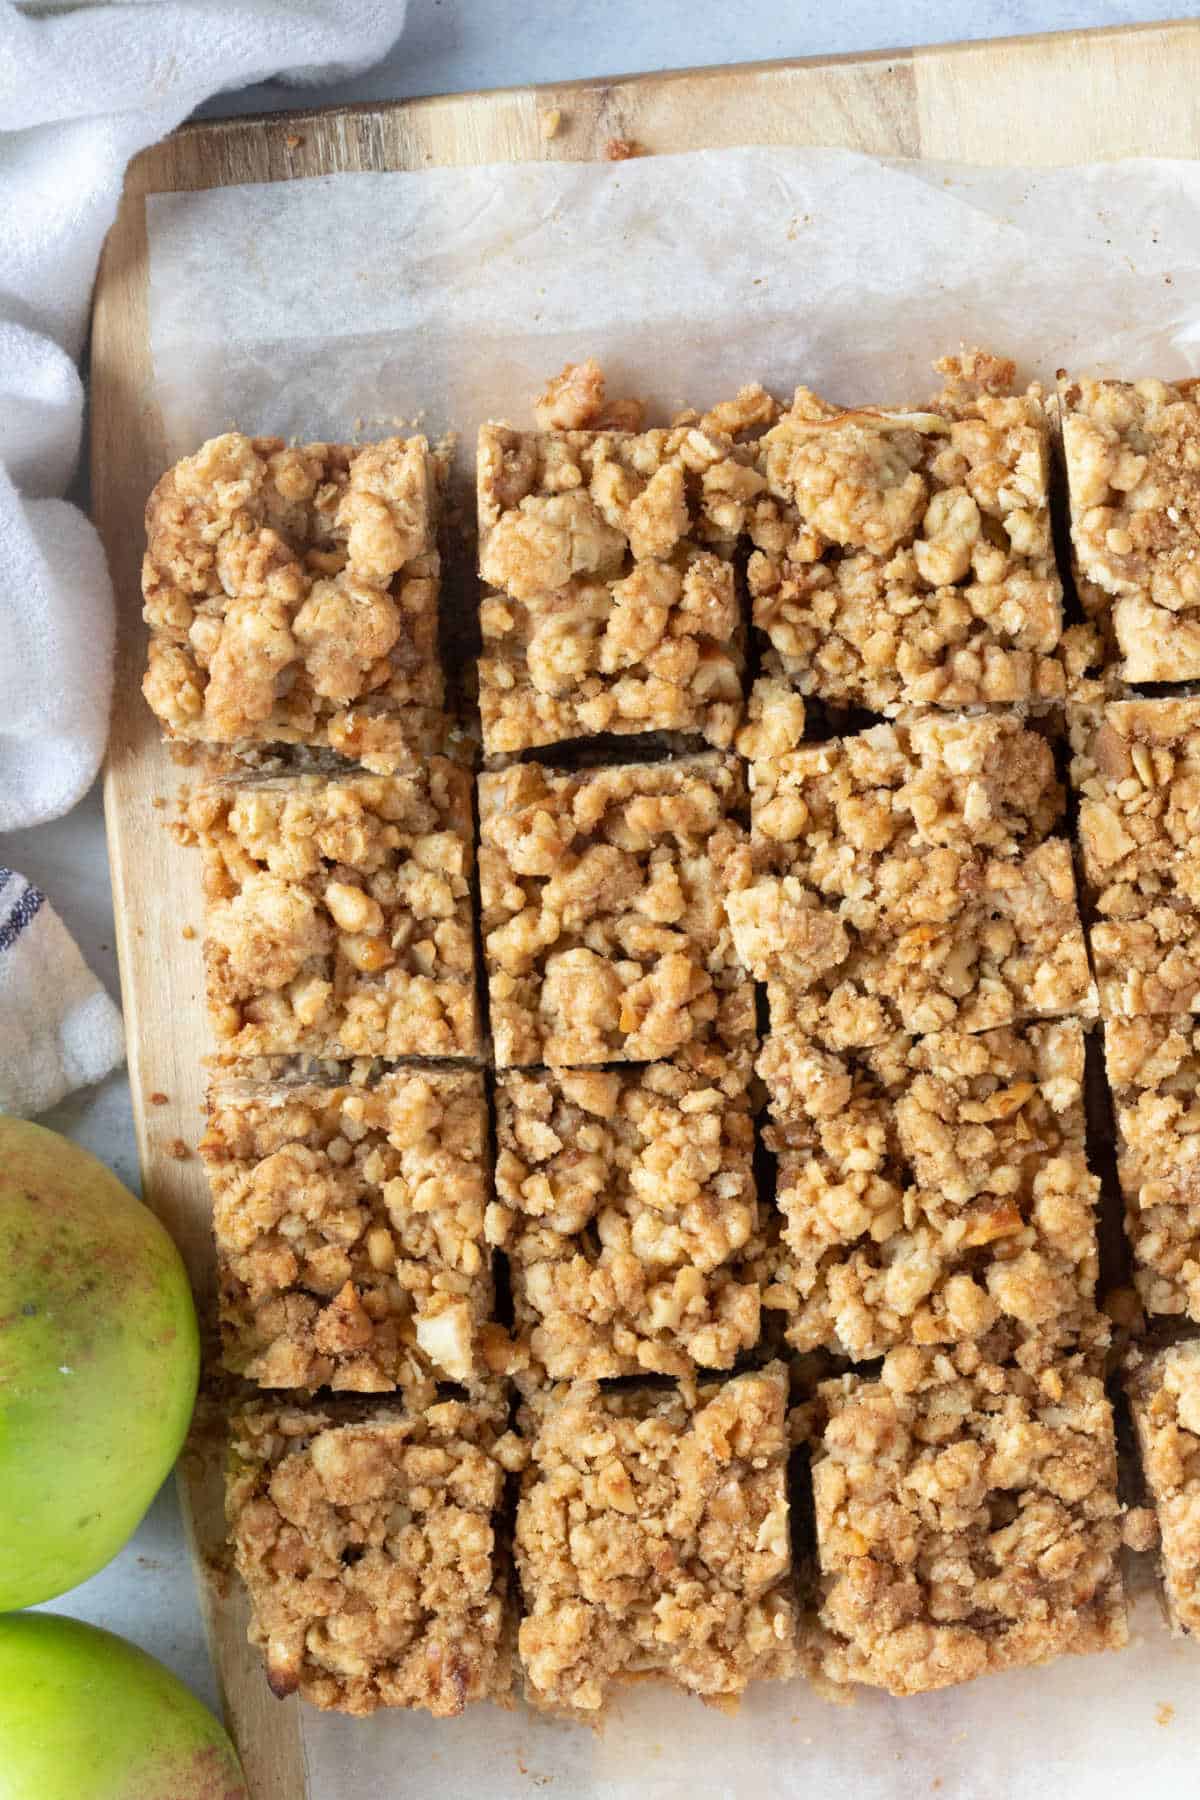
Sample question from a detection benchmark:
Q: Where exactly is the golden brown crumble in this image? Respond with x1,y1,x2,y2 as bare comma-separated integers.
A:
514,1365,796,1713
810,1347,1126,1695
1128,1342,1200,1634
477,407,763,754
1104,1016,1200,1321
478,752,753,1068
1061,375,1200,682
761,1021,1102,1367
1070,698,1200,1014
489,1048,759,1378
227,1397,524,1716
729,704,1094,1047
185,761,480,1061
203,1071,492,1395
142,433,444,770
749,352,1064,713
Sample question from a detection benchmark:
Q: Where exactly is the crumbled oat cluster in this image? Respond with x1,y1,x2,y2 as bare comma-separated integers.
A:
514,1365,796,1713
227,1397,525,1716
476,389,775,754
203,1071,492,1395
761,1021,1100,1365
729,706,1094,1045
1128,1341,1200,1635
1061,376,1200,682
490,1048,759,1378
1070,698,1200,1014
810,1348,1126,1694
748,351,1064,713
142,433,444,769
1104,1016,1200,1320
478,753,753,1068
186,761,480,1061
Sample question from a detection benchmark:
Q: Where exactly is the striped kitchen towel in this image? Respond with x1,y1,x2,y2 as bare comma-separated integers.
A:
0,868,124,1117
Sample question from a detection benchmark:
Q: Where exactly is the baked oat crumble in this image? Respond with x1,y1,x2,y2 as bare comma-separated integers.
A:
228,1396,524,1715
1127,1341,1200,1635
203,1070,493,1394
749,351,1064,713
1104,1016,1200,1320
478,752,753,1068
1060,375,1200,682
761,1021,1101,1366
514,1365,796,1713
142,433,445,770
490,1047,759,1378
185,761,480,1062
810,1348,1126,1694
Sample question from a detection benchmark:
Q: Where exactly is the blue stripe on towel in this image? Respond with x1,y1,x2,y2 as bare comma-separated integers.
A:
0,872,45,955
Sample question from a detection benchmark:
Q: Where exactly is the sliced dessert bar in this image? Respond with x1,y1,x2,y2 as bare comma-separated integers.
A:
1127,1341,1200,1636
1104,1016,1200,1320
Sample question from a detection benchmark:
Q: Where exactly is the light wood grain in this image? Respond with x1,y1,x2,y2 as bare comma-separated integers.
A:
90,21,1200,1799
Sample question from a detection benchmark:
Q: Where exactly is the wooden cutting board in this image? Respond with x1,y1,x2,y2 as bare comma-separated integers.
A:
90,20,1200,1798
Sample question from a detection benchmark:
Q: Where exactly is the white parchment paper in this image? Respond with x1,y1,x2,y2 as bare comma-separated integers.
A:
145,147,1200,1798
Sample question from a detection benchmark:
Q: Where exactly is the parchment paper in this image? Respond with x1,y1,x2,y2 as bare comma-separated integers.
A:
145,147,1200,1799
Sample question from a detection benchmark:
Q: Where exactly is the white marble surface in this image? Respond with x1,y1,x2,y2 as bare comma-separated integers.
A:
0,0,1188,1733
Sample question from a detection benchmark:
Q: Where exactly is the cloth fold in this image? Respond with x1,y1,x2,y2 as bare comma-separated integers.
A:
0,0,407,1112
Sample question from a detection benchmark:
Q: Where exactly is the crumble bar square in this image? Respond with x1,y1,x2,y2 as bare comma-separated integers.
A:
1128,1341,1200,1636
1060,375,1200,682
1104,1016,1200,1320
514,1364,796,1714
811,1348,1126,1695
187,761,480,1062
761,1021,1101,1366
203,1069,493,1395
227,1396,523,1716
729,707,1094,1047
142,432,445,770
749,350,1064,713
477,414,760,754
489,1048,759,1378
1070,698,1200,1015
478,752,753,1069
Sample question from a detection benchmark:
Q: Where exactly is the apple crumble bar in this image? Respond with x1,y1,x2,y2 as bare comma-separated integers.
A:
476,392,768,753
228,1396,524,1716
1128,1341,1200,1635
203,1070,493,1395
185,760,480,1062
749,350,1064,713
729,706,1094,1048
514,1364,796,1713
761,1021,1101,1366
1070,698,1200,1015
1060,375,1200,682
478,752,753,1068
489,1048,759,1378
142,433,446,770
810,1347,1126,1695
1104,1016,1200,1320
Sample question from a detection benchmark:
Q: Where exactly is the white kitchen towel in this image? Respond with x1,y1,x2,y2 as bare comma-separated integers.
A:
0,0,407,1108
0,869,126,1115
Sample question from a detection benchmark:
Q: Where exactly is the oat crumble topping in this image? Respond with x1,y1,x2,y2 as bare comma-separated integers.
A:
749,351,1064,713
185,761,480,1061
1128,1341,1200,1635
203,1071,492,1395
810,1348,1126,1694
514,1365,796,1713
478,752,753,1068
490,1047,759,1378
1061,376,1200,682
1104,1016,1200,1320
142,433,444,770
228,1397,524,1716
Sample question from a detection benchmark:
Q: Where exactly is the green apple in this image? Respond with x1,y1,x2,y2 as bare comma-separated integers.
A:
0,1118,200,1608
0,1612,247,1800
